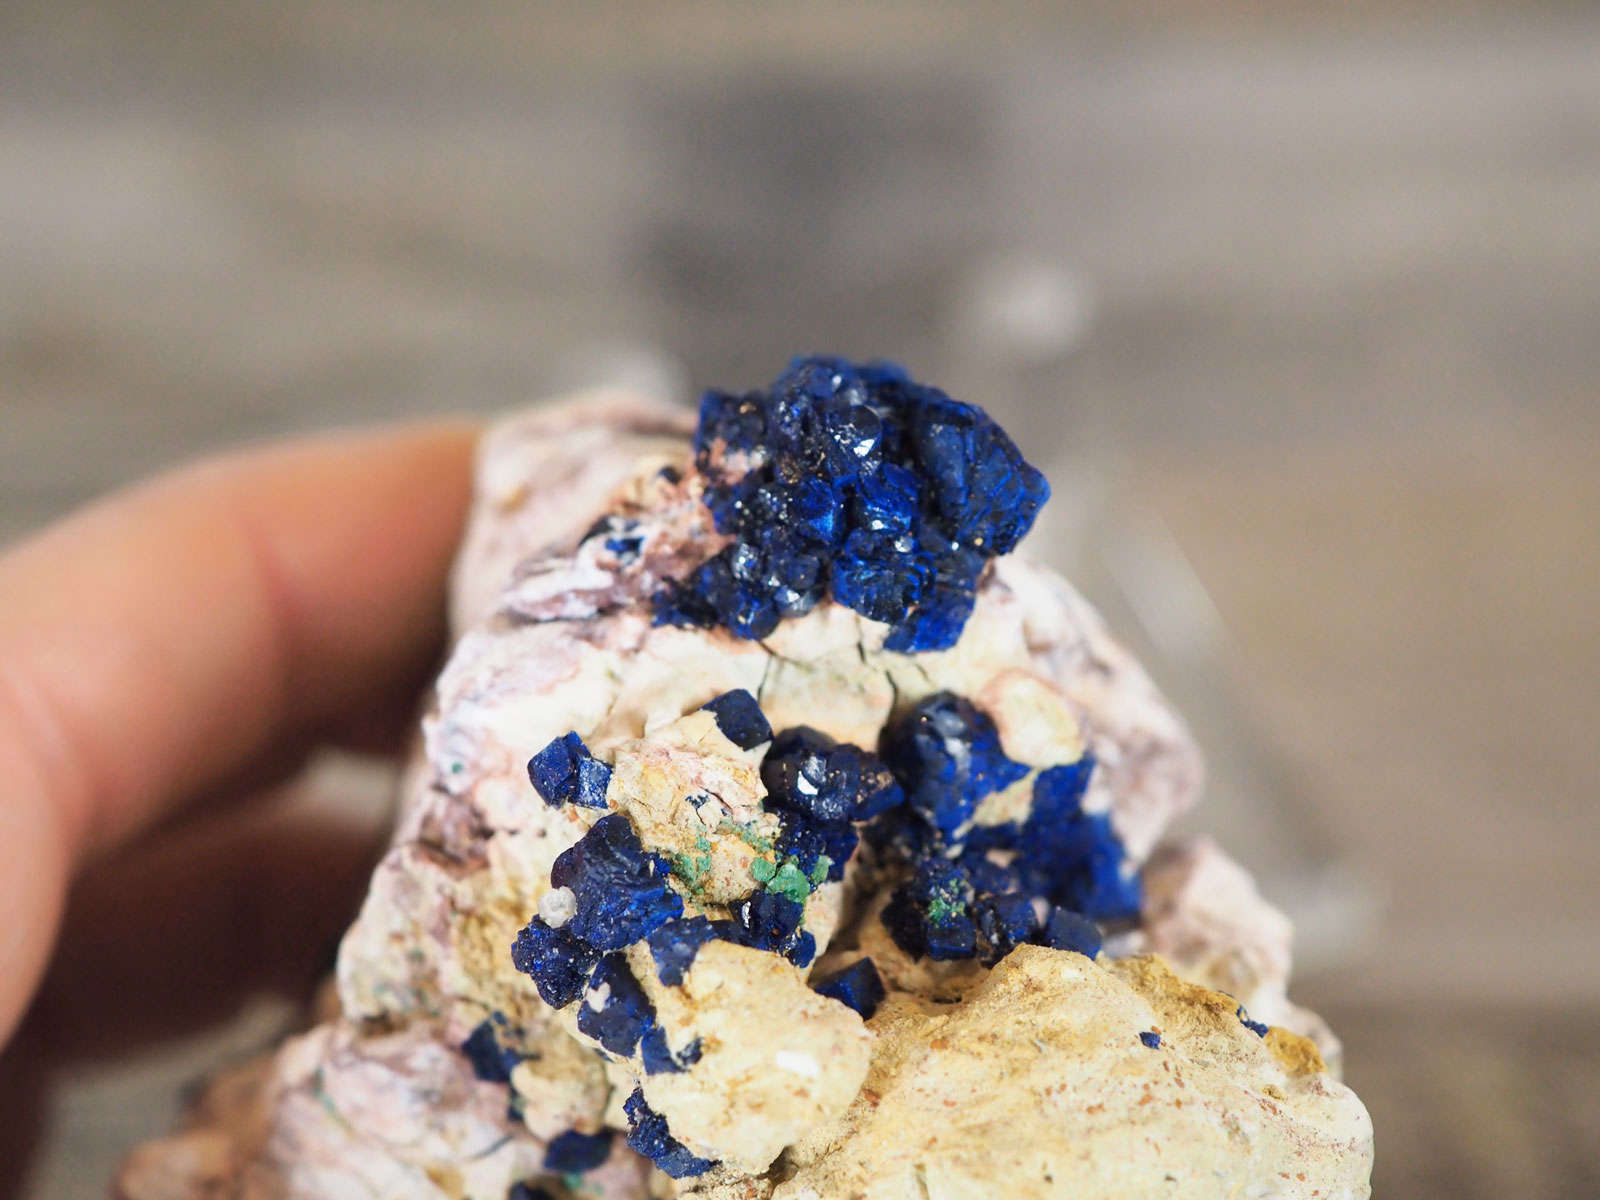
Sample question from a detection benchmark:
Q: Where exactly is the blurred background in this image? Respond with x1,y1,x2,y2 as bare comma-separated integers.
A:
2,2,1598,1197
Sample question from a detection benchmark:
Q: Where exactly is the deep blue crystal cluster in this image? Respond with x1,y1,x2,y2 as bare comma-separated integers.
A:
527,731,612,809
875,691,1136,966
624,1088,717,1179
509,680,1142,1178
655,356,1049,650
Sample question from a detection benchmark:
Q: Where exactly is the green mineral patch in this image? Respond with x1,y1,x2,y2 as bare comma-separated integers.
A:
809,856,832,886
671,850,713,887
768,861,814,904
927,892,968,924
719,819,775,854
749,856,777,884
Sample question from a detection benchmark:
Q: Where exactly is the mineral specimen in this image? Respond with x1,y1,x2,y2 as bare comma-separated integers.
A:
116,360,1372,1200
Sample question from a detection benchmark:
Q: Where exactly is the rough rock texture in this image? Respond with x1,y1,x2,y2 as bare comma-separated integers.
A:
117,385,1371,1199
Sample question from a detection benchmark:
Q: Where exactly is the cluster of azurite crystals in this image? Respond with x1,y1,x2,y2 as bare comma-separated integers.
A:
655,356,1050,650
481,361,1144,1186
498,686,1139,1182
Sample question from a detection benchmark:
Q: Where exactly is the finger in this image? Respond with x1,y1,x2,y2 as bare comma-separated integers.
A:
0,421,476,1046
19,763,391,1062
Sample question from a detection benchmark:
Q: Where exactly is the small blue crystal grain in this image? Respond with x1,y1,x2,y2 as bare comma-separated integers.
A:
527,731,612,809
641,1025,703,1075
812,958,887,1020
1139,1030,1163,1050
972,892,1039,966
882,693,1028,840
510,918,600,1009
624,1087,717,1178
762,727,903,826
550,814,683,951
542,1128,614,1173
1040,907,1103,958
723,891,815,967
576,953,656,1057
1237,1006,1270,1038
883,859,977,962
699,688,773,750
646,916,721,986
657,356,1048,651
460,1016,521,1084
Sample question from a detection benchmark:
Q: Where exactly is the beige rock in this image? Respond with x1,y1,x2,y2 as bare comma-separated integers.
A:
772,949,1371,1200
116,394,1369,1200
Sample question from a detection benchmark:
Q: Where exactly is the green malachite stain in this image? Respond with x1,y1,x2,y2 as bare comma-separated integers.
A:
767,861,813,904
750,857,777,883
720,819,775,854
926,892,968,924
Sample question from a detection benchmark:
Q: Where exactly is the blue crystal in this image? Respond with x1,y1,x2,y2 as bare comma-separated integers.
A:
883,859,977,962
543,1128,614,1173
604,534,644,564
812,958,886,1020
661,357,1048,651
830,529,928,624
699,689,773,750
510,918,600,1010
460,1016,521,1084
646,916,721,987
624,1087,717,1178
1015,755,1143,923
641,1025,703,1075
763,728,904,828
972,892,1039,966
959,847,1023,898
883,693,1028,840
1139,1030,1162,1050
724,891,815,967
1237,1006,1270,1038
1039,907,1103,958
576,954,656,1057
527,731,612,810
550,815,683,951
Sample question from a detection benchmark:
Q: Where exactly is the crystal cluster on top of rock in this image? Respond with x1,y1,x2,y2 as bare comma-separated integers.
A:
656,356,1049,649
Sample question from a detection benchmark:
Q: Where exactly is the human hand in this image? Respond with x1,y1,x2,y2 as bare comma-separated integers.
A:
0,421,475,1070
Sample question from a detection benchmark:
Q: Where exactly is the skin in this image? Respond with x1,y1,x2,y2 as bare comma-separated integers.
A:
0,421,477,1060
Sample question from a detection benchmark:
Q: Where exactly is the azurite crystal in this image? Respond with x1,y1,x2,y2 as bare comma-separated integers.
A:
510,918,599,1009
811,958,887,1020
549,814,683,951
526,731,612,809
882,692,1029,840
657,356,1048,650
541,1128,614,1173
646,916,722,987
460,1016,522,1084
576,953,656,1057
699,688,773,750
624,1088,717,1179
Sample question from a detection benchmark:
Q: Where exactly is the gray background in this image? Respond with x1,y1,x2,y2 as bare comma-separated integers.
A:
3,3,1598,1197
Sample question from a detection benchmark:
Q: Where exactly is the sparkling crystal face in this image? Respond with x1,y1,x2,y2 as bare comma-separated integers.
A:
655,356,1050,649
